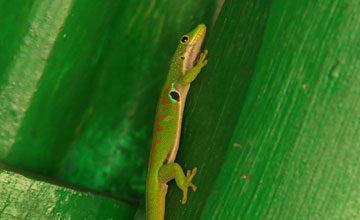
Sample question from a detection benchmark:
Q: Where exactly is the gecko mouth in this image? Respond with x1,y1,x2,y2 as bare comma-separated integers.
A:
183,25,206,75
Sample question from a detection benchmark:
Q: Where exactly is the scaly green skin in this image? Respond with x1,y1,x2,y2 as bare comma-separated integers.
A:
146,24,208,220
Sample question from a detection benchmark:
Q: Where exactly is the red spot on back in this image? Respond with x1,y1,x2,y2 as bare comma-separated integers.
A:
150,153,156,163
154,138,161,145
151,142,158,154
161,96,170,105
154,114,168,124
156,125,163,132
152,133,156,140
151,137,162,154
152,125,163,140
164,85,171,95
162,107,166,112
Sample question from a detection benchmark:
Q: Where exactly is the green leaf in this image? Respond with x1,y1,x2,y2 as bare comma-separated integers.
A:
1,0,359,219
0,164,135,219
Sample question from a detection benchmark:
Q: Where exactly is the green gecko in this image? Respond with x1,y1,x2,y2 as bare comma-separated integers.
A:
146,24,208,220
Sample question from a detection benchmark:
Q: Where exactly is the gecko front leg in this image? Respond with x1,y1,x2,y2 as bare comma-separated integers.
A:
178,50,208,85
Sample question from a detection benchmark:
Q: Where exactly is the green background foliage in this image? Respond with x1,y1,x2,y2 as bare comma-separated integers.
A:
0,0,359,219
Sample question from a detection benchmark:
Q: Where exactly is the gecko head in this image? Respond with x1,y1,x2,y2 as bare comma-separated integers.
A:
174,24,207,75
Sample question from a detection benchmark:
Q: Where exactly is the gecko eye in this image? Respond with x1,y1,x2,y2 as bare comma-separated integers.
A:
180,56,185,60
170,91,180,102
180,35,189,44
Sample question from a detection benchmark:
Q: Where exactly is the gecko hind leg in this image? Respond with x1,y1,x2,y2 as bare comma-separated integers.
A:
158,162,197,204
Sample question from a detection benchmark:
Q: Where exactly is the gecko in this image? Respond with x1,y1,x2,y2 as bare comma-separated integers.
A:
145,24,208,220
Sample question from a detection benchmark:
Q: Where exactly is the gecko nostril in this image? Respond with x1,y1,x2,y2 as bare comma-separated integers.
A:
170,91,180,102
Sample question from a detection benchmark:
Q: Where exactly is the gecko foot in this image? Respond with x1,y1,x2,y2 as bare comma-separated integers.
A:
180,167,197,205
197,50,208,69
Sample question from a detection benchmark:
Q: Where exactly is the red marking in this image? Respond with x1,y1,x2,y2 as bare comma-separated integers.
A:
162,107,166,112
156,125,163,132
161,96,170,105
154,137,161,146
154,114,168,124
152,133,157,139
150,153,156,163
152,125,163,140
164,85,171,95
151,137,162,154
151,141,158,154
154,138,161,145
150,164,154,169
